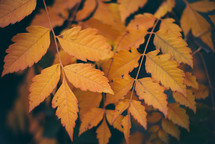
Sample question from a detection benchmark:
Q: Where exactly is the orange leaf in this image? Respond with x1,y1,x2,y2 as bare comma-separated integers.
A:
2,26,50,76
64,63,113,94
192,84,209,100
147,112,162,124
122,114,131,144
112,100,129,123
29,64,61,111
96,119,111,144
106,110,123,132
0,0,36,27
135,78,168,116
161,118,180,140
52,78,78,141
154,0,175,18
184,72,199,89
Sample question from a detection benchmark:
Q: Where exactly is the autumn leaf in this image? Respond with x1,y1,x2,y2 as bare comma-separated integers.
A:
147,112,162,124
106,110,123,132
154,18,193,67
0,0,36,27
79,108,104,136
112,100,129,123
158,129,169,143
96,119,111,144
2,26,50,77
53,50,76,66
161,118,180,140
122,114,131,144
181,0,215,51
135,78,168,116
29,64,61,111
64,63,113,94
184,72,199,89
167,103,189,131
118,0,147,22
52,77,78,141
57,26,113,61
192,84,209,100
146,50,186,96
173,90,196,113
154,0,175,18
129,100,147,129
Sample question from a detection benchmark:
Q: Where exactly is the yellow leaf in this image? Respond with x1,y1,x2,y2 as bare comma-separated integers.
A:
96,119,111,144
109,48,141,79
184,72,199,89
181,2,214,51
64,63,113,94
158,129,169,143
112,100,129,123
52,78,78,141
2,26,50,76
167,103,189,131
154,19,193,67
129,100,147,129
29,64,61,111
0,0,36,27
147,112,162,124
154,0,175,18
106,110,123,132
117,14,155,51
79,108,104,136
161,119,180,140
118,0,147,22
76,0,97,21
105,75,134,106
192,84,209,100
135,78,168,116
173,90,196,113
146,50,186,96
190,1,215,12
53,50,76,66
74,89,102,120
57,26,113,61
122,114,131,144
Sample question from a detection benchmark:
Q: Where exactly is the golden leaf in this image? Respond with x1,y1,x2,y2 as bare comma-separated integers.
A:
190,1,215,12
57,26,113,61
173,90,196,113
129,100,147,129
158,129,169,143
192,84,209,100
0,0,36,27
64,63,113,94
79,108,104,136
96,119,111,144
105,75,134,106
161,119,180,140
135,78,168,116
122,132,144,144
53,50,76,66
112,100,129,123
122,114,131,144
154,0,175,18
106,110,123,132
52,78,78,141
167,103,189,131
148,125,160,133
2,26,50,76
147,112,162,124
118,0,147,22
184,72,199,89
29,64,61,111
154,18,193,67
109,48,141,79
146,50,186,96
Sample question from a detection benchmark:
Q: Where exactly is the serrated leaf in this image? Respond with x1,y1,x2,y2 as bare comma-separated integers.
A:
118,0,147,22
154,0,175,18
112,100,129,123
192,84,209,100
105,75,134,105
79,108,104,136
154,19,193,67
64,63,113,94
117,14,155,51
57,26,113,61
0,0,36,27
136,78,168,116
161,119,180,140
106,110,123,132
96,119,111,144
146,50,186,96
167,103,189,131
122,114,131,144
53,50,76,66
29,64,60,111
190,1,215,12
173,90,196,113
181,1,214,51
129,100,147,129
184,72,199,89
109,48,141,79
2,26,50,76
52,78,78,141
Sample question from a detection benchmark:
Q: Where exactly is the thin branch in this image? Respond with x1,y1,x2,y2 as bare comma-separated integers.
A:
196,27,215,38
192,47,202,56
